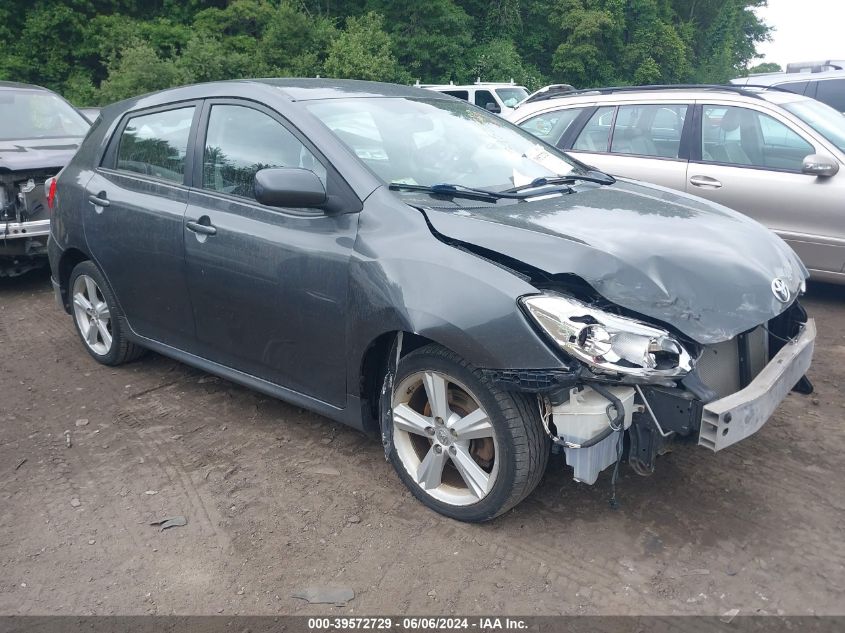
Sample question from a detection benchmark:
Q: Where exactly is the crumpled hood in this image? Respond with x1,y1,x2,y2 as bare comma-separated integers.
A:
420,179,807,344
0,138,82,172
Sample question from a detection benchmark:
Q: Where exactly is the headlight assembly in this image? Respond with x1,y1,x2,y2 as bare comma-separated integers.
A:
521,293,693,378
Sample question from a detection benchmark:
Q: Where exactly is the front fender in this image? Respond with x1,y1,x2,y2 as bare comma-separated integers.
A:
347,191,566,390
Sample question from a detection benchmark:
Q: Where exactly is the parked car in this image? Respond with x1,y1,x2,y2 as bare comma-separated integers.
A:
785,60,845,74
79,107,102,123
49,79,815,522
508,84,845,283
519,83,576,105
731,68,845,113
417,80,528,114
0,81,90,276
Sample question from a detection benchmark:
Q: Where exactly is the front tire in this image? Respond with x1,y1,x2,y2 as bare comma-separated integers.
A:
69,261,145,366
387,344,549,522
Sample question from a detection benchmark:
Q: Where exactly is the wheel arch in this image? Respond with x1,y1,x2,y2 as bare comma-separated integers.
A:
358,330,438,436
57,247,92,313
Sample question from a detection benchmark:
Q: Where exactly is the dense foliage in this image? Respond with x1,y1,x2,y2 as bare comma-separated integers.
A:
0,0,772,105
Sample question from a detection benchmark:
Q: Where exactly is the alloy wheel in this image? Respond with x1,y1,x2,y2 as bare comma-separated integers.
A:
392,370,499,506
72,274,113,356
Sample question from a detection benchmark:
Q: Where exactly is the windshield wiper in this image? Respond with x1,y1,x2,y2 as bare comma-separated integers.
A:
504,170,616,193
388,182,538,201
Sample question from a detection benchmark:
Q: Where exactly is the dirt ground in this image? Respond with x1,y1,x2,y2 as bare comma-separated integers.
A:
1,268,843,617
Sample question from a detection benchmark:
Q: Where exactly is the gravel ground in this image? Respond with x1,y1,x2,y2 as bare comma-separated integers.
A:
1,269,843,616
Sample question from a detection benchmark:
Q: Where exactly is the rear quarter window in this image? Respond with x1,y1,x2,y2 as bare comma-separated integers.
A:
776,81,810,96
518,108,583,146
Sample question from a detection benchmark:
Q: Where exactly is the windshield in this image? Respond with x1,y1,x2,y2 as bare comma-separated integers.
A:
0,89,90,141
306,97,579,190
782,98,845,153
495,87,528,108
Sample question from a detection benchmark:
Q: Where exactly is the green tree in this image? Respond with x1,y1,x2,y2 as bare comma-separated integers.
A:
0,0,775,103
260,1,338,77
98,40,186,104
747,61,782,74
673,0,770,82
2,4,88,90
550,0,625,87
323,12,401,81
368,0,474,82
470,38,545,89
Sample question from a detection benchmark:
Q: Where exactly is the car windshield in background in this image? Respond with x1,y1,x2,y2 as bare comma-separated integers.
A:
0,90,89,141
496,87,529,107
306,97,579,191
782,98,845,153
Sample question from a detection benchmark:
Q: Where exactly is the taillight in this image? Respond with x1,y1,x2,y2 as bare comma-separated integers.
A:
46,176,57,210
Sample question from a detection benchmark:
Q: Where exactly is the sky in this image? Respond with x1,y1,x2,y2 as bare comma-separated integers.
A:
753,0,845,68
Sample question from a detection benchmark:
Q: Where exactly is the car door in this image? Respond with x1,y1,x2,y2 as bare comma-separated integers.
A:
84,103,199,348
183,99,358,407
688,102,844,275
474,89,500,114
565,103,692,191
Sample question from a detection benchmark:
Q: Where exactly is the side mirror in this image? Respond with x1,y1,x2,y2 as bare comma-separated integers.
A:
485,102,501,114
254,167,327,208
801,154,840,178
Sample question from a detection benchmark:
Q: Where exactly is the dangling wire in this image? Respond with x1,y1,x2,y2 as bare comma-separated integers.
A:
609,425,624,510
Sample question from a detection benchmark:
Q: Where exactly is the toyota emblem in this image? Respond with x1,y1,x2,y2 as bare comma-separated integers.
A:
771,278,791,303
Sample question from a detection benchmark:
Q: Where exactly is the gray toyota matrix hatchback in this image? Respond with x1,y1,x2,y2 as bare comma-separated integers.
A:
48,80,815,522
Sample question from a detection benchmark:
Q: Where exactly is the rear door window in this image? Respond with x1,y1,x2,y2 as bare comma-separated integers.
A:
572,106,615,152
609,104,688,158
202,104,325,201
518,108,583,146
814,79,845,112
116,107,195,183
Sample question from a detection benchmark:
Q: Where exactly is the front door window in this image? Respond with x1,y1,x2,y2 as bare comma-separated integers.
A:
203,104,325,201
700,106,813,171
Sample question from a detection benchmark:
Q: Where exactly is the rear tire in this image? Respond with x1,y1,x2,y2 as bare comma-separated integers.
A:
68,261,145,366
387,343,549,522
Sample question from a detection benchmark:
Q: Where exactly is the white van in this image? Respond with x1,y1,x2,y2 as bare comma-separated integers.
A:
416,80,528,115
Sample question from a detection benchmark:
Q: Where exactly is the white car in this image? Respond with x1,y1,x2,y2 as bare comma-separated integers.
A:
417,81,528,115
507,84,845,283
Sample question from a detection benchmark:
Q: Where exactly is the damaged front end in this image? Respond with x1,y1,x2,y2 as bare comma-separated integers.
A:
489,296,814,487
0,170,55,277
416,179,816,487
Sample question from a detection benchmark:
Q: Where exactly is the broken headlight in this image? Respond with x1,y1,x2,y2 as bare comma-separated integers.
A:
521,293,692,378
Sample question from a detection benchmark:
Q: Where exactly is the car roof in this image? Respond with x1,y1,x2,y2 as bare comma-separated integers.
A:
422,83,527,90
256,78,456,101
0,80,52,92
99,78,458,119
731,69,845,86
510,84,812,117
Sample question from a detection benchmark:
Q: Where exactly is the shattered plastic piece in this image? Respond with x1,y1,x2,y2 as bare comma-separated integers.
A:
149,516,187,531
721,608,740,624
291,586,354,606
75,419,89,427
70,498,81,508
144,490,158,495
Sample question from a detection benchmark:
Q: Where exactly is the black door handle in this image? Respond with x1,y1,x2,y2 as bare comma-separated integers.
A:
186,220,217,236
88,194,110,207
